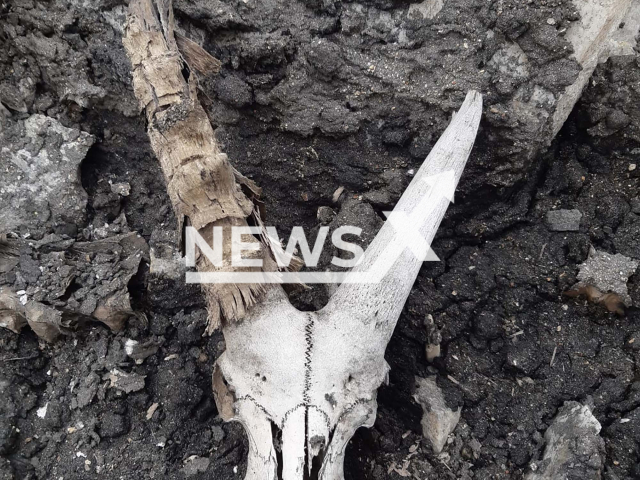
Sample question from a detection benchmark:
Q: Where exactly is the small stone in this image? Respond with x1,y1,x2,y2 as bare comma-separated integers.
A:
414,376,461,454
547,18,556,25
146,403,159,420
36,403,48,419
546,209,582,232
124,338,161,362
577,247,639,306
606,110,630,130
106,369,146,393
211,425,225,444
524,402,603,480
469,438,482,455
75,372,100,408
332,186,345,204
626,333,640,351
110,182,131,197
630,164,637,172
317,206,336,225
183,456,210,477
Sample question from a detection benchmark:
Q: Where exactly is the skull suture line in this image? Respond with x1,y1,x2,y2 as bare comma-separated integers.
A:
215,93,483,479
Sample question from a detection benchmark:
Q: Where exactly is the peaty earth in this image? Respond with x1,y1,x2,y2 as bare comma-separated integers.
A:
1,0,640,479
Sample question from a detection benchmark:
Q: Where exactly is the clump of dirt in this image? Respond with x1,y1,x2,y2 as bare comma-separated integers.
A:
1,0,639,479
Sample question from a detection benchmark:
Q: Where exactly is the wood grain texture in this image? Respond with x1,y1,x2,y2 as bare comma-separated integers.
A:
123,0,276,331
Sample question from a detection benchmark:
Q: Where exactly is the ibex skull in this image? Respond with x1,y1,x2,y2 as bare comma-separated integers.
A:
215,92,482,479
121,1,482,477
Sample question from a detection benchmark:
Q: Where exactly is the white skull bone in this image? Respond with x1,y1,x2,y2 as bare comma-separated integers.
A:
214,91,483,480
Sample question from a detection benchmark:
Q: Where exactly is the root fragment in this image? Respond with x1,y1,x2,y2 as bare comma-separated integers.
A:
564,285,626,316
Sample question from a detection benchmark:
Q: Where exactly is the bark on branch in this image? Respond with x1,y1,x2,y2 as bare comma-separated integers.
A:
123,0,281,332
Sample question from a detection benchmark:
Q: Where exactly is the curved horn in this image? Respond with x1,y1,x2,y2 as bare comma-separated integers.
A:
321,91,483,342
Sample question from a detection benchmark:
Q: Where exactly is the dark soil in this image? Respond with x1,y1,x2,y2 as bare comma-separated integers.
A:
1,0,639,479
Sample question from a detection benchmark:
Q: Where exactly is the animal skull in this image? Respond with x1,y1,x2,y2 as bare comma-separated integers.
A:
214,92,483,479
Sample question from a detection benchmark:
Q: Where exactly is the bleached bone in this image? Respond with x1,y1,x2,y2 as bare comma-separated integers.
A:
216,91,482,479
121,1,481,477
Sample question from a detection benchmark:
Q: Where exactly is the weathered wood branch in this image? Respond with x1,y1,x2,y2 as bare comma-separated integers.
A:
122,0,279,332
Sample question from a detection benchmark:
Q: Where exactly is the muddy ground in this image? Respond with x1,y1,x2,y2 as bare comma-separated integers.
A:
1,0,639,479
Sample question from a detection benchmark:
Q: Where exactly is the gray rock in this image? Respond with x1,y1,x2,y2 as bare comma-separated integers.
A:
577,247,639,306
0,82,29,112
106,369,146,394
407,0,445,20
211,425,225,444
414,376,461,454
488,42,530,80
525,401,604,480
74,372,100,409
316,206,336,225
546,209,582,231
606,110,631,131
110,182,131,197
124,338,162,362
183,456,210,477
0,115,94,236
362,189,391,207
